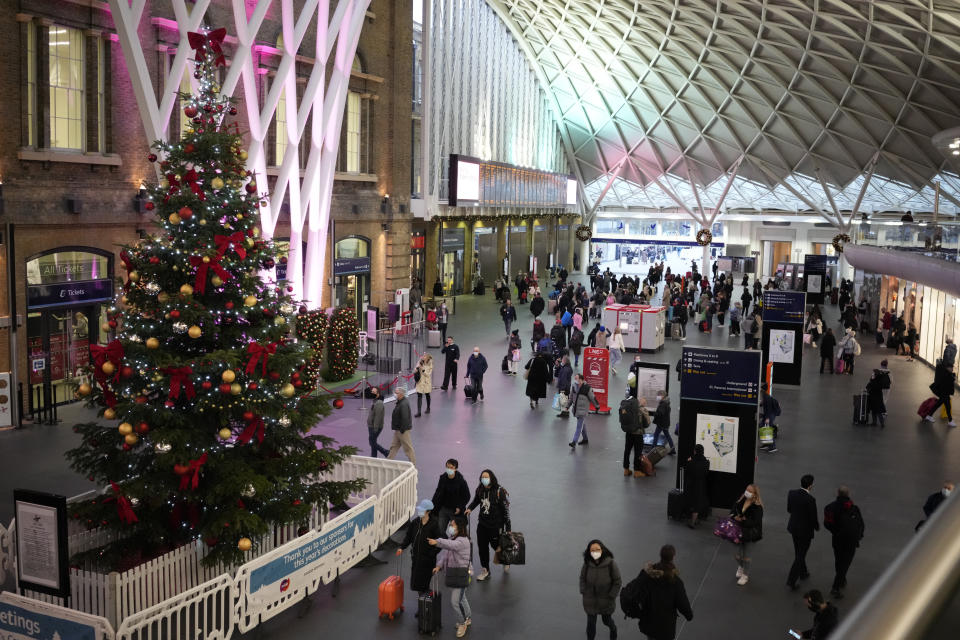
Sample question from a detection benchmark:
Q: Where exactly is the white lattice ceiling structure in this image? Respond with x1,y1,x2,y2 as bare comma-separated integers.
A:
486,0,960,227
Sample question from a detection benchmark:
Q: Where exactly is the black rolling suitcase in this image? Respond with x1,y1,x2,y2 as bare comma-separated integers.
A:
417,576,442,635
853,393,869,424
463,385,474,399
668,466,686,520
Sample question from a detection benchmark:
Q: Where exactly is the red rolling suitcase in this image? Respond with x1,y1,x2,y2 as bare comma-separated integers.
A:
378,557,404,620
918,396,938,419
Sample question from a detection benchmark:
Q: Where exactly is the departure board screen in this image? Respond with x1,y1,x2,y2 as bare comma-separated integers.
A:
448,154,577,208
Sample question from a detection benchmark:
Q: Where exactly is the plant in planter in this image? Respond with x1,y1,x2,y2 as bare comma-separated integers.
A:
67,31,364,569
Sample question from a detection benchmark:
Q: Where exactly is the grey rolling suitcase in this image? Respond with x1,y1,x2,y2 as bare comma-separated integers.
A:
428,330,442,347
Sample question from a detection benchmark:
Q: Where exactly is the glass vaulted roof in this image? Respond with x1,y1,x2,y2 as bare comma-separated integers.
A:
486,0,960,215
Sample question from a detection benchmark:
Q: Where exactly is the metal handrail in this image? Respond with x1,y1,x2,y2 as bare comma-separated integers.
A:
831,491,960,639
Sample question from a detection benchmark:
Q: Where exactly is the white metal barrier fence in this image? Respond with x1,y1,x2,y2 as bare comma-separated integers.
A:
0,456,417,640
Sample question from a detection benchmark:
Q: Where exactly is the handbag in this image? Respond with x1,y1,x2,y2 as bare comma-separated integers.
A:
512,349,521,362
551,393,562,411
713,517,743,544
444,541,473,588
414,369,421,383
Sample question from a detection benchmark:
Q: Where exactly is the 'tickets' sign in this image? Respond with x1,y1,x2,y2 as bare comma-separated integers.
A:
582,347,610,413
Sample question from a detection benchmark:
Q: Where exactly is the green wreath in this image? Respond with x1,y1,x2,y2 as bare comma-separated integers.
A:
696,228,713,246
575,225,593,242
832,233,851,253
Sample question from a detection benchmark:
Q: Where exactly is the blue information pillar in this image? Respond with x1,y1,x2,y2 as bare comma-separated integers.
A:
761,290,806,386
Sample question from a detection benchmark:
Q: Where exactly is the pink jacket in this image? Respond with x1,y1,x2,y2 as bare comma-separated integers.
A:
573,312,583,331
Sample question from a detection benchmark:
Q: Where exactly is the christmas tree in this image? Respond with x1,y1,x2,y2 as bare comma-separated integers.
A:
322,307,359,382
67,30,365,568
295,309,327,390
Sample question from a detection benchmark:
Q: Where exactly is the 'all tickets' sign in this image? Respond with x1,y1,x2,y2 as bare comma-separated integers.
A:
582,347,611,414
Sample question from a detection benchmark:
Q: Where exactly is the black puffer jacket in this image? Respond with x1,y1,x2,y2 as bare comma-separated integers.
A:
635,562,693,640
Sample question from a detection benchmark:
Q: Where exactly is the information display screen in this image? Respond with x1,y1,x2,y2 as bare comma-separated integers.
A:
449,154,577,208
762,291,806,324
680,347,761,405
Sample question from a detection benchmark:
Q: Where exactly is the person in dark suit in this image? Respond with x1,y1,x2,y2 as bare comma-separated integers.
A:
787,474,819,590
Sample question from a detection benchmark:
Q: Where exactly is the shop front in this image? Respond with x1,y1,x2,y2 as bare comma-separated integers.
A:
440,227,465,295
410,230,426,291
507,224,527,278
870,273,960,366
334,236,372,321
533,223,549,280
474,225,498,284
25,248,114,415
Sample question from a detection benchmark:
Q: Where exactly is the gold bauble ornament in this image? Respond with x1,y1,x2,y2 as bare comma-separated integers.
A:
160,179,169,189
211,276,223,287
221,370,236,383
124,433,139,445
230,383,243,395
245,238,255,248
252,227,260,237
202,256,211,264
274,316,286,326
243,295,258,307
236,214,244,220
102,362,116,376
169,213,181,224
280,383,295,398
211,177,225,190
198,219,207,226
188,325,202,339
129,271,140,282
77,383,92,396
146,337,160,349
238,150,248,161
102,322,112,332
104,408,117,420
180,284,194,296
237,537,252,552
218,427,232,440
157,292,170,303
118,422,134,435
121,295,129,305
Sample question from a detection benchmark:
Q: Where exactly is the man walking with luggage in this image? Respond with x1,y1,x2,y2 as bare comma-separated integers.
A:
786,474,819,590
440,336,460,392
620,392,649,477
823,486,865,599
466,346,488,404
760,383,782,453
386,387,417,465
651,390,675,454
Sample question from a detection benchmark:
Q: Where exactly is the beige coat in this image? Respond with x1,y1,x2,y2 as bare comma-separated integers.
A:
415,358,434,393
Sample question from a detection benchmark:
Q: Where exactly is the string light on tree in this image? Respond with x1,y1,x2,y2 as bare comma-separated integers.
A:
323,308,359,382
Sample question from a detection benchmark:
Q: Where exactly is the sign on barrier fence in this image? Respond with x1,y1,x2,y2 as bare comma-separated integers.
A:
0,592,113,640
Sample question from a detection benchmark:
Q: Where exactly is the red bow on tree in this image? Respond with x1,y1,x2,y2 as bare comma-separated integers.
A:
106,482,138,525
166,170,205,202
189,254,231,295
214,232,247,260
119,250,135,287
245,341,278,377
179,453,208,491
237,415,265,445
102,386,117,409
91,340,124,382
188,28,227,67
161,366,196,401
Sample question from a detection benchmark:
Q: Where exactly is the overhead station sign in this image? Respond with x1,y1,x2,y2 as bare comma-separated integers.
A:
762,290,806,324
448,154,577,208
680,348,761,405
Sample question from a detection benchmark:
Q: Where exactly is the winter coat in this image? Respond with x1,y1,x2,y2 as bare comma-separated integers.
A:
839,333,858,355
569,328,585,355
525,355,553,400
931,362,956,398
435,535,471,571
608,332,625,352
653,396,671,428
391,396,412,433
803,603,839,640
401,515,442,592
865,369,889,413
555,362,574,393
595,328,609,349
367,397,385,435
500,304,517,322
635,562,694,640
820,333,837,358
570,381,597,418
432,471,471,513
467,485,511,532
530,296,545,317
579,556,622,616
824,497,865,547
943,342,957,368
550,324,567,350
573,312,583,331
441,343,460,366
415,359,433,394
466,353,489,380
532,320,546,342
508,334,522,355
684,454,711,516
731,498,763,542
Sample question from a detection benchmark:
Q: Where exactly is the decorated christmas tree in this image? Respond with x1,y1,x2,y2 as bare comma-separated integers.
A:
295,309,327,390
67,31,365,568
322,307,359,382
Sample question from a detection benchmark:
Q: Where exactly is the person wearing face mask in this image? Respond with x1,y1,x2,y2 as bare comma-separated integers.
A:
579,540,621,640
797,589,839,639
396,499,442,596
651,390,675,454
569,373,598,448
464,469,511,581
465,346,488,404
915,481,954,531
437,300,450,342
731,484,764,586
432,458,471,534
429,516,473,638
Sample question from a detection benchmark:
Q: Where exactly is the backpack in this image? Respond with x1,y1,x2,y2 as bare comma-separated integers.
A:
619,398,638,433
837,505,865,541
561,310,573,326
619,573,647,619
569,329,584,349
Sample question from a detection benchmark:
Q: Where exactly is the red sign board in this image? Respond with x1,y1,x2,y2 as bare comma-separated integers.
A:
410,236,425,250
582,347,611,414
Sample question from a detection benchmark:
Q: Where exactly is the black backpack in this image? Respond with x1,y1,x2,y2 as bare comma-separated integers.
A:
619,398,638,433
619,573,647,619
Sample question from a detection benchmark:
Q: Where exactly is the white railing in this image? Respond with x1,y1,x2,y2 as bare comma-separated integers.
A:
2,456,417,639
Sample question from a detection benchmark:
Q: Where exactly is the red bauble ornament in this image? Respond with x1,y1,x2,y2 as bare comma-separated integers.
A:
293,380,303,388
205,537,219,547
291,372,300,380
201,380,213,390
164,400,175,408
184,105,198,118
268,371,281,381
121,366,134,379
287,286,293,293
178,206,193,220
298,306,307,314
149,256,160,264
333,398,344,409
219,383,232,394
173,464,189,475
192,116,202,124
242,411,255,421
225,301,235,309
136,422,150,435
203,104,213,113
170,310,180,318
147,153,158,162
135,396,148,404
145,202,155,211
246,228,255,237
184,143,196,154
229,106,238,115
293,499,302,506
280,256,288,264
245,183,257,194
248,382,258,391
108,320,117,328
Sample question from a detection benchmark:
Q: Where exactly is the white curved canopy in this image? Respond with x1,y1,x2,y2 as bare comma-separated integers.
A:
487,0,960,217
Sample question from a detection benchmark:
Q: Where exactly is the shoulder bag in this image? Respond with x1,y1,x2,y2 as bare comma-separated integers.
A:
445,541,473,588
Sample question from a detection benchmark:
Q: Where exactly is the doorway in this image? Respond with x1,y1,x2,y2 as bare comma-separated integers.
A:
476,226,498,284
763,241,792,278
334,236,371,322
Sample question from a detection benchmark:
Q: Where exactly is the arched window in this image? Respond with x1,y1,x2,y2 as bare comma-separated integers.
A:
335,235,370,259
